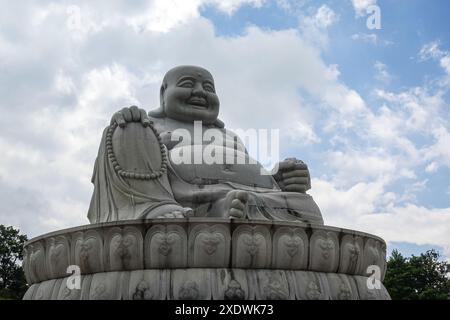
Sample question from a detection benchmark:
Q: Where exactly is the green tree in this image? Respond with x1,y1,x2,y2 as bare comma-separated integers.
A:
0,225,28,299
384,249,450,300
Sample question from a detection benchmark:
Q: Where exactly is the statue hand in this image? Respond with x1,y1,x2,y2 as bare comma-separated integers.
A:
273,158,311,193
110,106,151,128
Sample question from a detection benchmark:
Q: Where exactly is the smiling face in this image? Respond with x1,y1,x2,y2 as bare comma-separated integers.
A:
161,65,220,124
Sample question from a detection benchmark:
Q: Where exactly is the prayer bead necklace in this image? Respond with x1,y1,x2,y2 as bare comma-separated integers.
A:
106,121,168,180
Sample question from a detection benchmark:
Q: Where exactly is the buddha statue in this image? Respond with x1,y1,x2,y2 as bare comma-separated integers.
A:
23,65,391,301
88,65,323,225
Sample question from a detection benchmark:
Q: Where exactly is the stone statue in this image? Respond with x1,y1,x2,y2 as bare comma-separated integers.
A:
88,65,323,224
22,65,391,300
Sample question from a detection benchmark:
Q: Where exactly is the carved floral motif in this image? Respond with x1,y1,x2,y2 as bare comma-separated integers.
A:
179,280,199,300
132,281,153,300
224,280,245,300
306,281,321,300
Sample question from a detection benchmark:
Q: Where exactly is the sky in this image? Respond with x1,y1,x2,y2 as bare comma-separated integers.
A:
0,0,449,260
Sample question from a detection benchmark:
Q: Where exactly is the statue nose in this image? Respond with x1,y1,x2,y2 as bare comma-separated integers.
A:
192,84,207,98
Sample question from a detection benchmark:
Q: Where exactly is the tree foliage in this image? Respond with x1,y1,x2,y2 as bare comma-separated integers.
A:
384,249,450,300
0,225,28,299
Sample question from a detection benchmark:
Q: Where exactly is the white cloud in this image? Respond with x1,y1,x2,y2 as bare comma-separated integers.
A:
314,5,339,28
275,0,311,14
374,61,391,83
425,126,450,168
440,55,450,75
54,69,76,95
299,5,338,48
121,0,266,32
310,178,387,223
419,40,450,75
309,50,450,259
419,41,444,61
276,0,293,11
209,0,265,14
425,162,439,173
127,0,203,33
326,84,450,195
351,33,393,47
125,0,265,32
372,87,445,141
287,121,320,145
325,150,396,186
351,33,377,44
350,0,377,17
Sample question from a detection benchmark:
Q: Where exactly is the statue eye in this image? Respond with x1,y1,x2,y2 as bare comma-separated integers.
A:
178,80,194,88
203,83,215,93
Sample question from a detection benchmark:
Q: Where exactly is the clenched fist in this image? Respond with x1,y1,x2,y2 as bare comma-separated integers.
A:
273,158,311,193
110,106,151,128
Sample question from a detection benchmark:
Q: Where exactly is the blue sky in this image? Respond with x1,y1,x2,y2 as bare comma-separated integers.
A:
0,0,449,261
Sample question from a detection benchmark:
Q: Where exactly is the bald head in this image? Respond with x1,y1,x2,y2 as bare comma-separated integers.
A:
162,65,214,87
160,65,220,124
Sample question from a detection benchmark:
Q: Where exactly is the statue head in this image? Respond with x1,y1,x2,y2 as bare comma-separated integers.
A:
157,65,220,125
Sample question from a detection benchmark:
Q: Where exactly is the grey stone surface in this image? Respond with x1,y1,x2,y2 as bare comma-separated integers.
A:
23,268,390,300
23,219,388,285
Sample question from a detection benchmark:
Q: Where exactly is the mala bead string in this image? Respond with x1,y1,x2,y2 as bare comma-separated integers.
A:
106,121,167,180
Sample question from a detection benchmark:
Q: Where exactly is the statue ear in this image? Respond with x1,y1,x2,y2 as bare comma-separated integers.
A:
159,83,166,109
148,107,165,118
149,83,167,118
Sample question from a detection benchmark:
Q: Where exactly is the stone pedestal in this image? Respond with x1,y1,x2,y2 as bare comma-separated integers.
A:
22,218,390,300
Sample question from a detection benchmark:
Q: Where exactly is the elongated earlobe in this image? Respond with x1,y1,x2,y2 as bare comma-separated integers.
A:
159,84,166,110
148,107,165,118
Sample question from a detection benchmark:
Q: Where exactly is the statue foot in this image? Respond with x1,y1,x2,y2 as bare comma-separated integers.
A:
224,190,249,219
156,210,186,218
143,204,193,219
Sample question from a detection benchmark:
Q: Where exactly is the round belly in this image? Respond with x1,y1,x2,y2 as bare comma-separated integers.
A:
169,145,276,188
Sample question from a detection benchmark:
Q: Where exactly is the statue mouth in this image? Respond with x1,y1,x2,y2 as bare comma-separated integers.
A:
187,97,208,108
